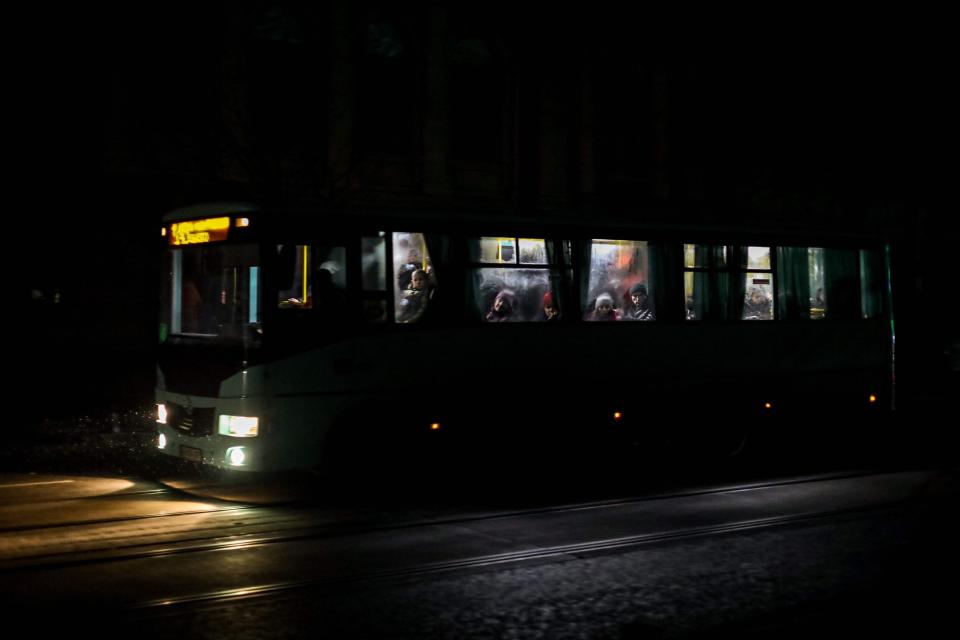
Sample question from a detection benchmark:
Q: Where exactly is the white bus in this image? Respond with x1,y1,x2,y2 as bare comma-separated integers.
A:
155,202,894,473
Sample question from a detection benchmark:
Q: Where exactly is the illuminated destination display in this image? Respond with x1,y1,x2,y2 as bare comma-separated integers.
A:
169,217,231,246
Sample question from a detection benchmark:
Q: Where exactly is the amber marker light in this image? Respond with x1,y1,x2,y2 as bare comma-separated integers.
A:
613,411,623,421
161,228,167,237
235,217,250,228
868,394,877,404
430,422,441,431
764,402,773,410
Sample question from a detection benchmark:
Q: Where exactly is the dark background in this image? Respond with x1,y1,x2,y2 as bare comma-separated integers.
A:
19,3,957,421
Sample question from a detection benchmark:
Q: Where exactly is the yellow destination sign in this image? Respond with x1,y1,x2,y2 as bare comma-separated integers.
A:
169,217,231,246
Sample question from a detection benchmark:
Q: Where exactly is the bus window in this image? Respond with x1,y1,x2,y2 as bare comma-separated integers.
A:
775,247,865,321
684,244,729,321
518,238,547,264
166,244,260,339
742,246,774,321
393,232,436,323
821,248,860,320
775,246,825,320
469,237,567,322
277,244,347,316
584,239,654,321
316,246,347,316
278,245,312,309
860,248,886,319
809,247,826,319
363,234,388,323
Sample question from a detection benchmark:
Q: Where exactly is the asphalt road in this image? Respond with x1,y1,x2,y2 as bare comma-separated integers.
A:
1,467,956,638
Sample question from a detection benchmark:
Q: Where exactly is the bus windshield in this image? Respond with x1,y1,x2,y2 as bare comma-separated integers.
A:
161,243,261,341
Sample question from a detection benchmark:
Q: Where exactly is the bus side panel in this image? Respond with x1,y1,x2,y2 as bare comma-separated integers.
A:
262,320,891,471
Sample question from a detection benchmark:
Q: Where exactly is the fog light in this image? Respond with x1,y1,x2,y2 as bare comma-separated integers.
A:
226,446,247,466
156,403,168,424
158,433,167,449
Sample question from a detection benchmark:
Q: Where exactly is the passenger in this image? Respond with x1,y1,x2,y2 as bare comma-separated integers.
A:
586,292,620,321
485,290,515,322
396,249,422,291
623,283,654,321
743,286,772,320
397,268,433,323
541,291,560,322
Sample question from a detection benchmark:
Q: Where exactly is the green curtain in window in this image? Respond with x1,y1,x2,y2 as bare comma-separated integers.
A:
422,233,447,321
731,246,748,320
691,245,731,320
776,246,811,320
824,248,859,320
579,239,594,312
648,243,679,321
859,248,885,319
692,245,711,320
545,239,570,320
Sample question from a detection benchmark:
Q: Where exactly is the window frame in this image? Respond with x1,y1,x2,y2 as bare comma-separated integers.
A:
741,245,776,322
466,234,570,323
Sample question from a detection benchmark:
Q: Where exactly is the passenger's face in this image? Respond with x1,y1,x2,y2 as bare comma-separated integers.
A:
411,273,426,289
494,295,505,311
544,305,558,319
631,292,646,306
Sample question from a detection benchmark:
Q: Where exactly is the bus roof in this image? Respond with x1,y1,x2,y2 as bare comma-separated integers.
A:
163,202,261,223
161,201,892,248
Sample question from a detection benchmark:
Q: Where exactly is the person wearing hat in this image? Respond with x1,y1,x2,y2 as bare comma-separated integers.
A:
624,283,655,321
586,292,620,321
541,291,560,322
485,289,516,322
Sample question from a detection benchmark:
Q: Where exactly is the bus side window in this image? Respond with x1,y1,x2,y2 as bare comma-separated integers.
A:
860,248,886,319
585,239,655,322
469,237,565,322
277,244,347,317
278,244,312,309
775,246,825,320
393,232,436,323
822,248,860,320
685,244,723,321
314,246,347,318
742,246,774,321
362,234,388,323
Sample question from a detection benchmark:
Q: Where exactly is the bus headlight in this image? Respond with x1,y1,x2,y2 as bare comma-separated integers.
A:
219,415,260,437
158,433,167,449
156,403,168,424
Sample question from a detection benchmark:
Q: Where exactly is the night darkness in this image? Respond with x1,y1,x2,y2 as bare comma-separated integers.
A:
22,3,957,420
6,5,960,636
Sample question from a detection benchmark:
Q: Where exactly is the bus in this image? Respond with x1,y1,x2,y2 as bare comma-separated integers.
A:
155,202,894,474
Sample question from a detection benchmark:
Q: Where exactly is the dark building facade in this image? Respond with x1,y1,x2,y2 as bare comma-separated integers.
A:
28,2,955,413
95,1,927,230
